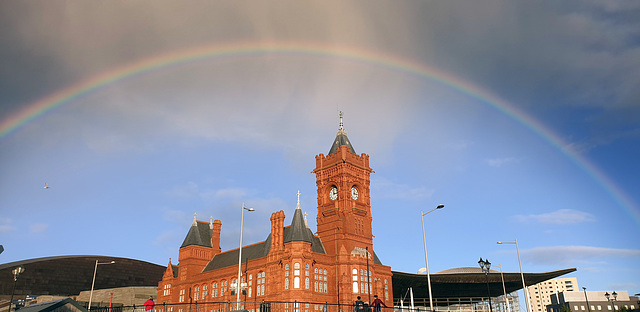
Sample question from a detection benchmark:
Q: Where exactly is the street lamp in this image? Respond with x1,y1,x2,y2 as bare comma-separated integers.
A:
605,291,617,311
583,287,591,312
478,258,494,312
88,260,115,311
497,239,531,312
421,204,444,311
496,264,511,312
9,266,25,312
236,202,254,310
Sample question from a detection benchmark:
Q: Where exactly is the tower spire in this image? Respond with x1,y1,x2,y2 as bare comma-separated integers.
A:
296,190,301,210
329,111,355,155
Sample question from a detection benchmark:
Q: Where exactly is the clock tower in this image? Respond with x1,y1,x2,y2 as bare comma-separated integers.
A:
312,112,374,258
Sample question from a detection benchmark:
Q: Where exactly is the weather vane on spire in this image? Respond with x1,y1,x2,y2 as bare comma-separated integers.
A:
339,111,344,130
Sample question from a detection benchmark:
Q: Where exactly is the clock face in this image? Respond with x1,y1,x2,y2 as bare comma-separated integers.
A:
351,187,359,200
329,187,338,200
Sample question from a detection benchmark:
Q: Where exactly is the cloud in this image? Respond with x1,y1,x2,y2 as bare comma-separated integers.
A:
512,209,596,225
29,223,48,233
371,177,435,200
523,246,640,266
0,218,14,233
486,157,519,167
166,182,200,199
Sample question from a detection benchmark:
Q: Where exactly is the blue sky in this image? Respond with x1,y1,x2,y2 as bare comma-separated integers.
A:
1,0,639,302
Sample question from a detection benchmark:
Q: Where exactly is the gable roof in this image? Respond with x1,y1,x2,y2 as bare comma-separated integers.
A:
202,203,326,273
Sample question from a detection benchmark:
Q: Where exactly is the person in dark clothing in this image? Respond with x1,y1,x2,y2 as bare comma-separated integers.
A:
371,295,387,312
354,296,365,312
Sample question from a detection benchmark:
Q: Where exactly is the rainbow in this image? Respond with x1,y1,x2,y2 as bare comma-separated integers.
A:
1,41,638,222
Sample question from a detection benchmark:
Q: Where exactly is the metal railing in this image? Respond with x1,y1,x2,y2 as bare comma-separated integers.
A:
86,301,400,312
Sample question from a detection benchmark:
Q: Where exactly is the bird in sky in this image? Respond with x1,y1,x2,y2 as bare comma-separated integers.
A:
44,183,49,189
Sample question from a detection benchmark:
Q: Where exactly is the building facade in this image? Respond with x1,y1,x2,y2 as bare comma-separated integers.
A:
547,290,638,312
528,278,579,312
156,117,393,308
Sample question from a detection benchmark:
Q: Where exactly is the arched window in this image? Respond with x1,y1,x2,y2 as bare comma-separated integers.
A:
295,263,300,269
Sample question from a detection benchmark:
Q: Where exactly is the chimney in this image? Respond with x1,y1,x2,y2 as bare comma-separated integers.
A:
211,219,222,254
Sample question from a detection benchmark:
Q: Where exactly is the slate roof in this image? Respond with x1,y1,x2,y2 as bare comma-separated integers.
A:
328,129,356,155
17,298,87,312
202,204,326,273
180,221,212,248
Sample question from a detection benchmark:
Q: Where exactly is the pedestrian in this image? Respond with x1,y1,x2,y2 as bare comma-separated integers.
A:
144,297,155,312
371,295,387,312
354,296,365,312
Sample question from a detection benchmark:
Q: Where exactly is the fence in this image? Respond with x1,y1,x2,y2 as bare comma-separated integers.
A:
87,301,400,312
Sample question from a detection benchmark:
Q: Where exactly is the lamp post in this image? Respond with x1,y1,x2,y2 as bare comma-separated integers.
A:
582,287,591,312
478,258,494,312
421,204,444,312
605,291,617,312
236,202,254,310
88,260,115,311
496,264,511,312
9,266,25,312
497,240,531,312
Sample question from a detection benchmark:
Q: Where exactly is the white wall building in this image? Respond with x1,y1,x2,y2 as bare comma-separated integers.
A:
528,277,579,312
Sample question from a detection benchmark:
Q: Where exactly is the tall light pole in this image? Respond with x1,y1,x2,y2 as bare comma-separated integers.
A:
236,202,254,310
496,264,511,312
478,258,494,312
88,260,115,311
582,287,591,312
497,240,531,312
421,204,444,312
10,266,25,312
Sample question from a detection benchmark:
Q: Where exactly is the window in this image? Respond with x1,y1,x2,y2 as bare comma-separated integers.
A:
194,286,200,300
305,277,309,289
286,264,290,270
295,263,301,269
285,277,289,290
294,276,301,289
306,263,309,269
163,284,171,296
179,289,185,303
202,284,208,298
353,282,358,293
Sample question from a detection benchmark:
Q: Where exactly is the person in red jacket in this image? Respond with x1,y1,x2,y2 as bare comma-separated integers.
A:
144,297,155,311
371,295,386,312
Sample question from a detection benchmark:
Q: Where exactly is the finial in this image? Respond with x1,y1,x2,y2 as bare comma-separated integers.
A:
304,211,309,228
296,190,302,210
210,216,213,229
337,111,347,136
192,213,197,226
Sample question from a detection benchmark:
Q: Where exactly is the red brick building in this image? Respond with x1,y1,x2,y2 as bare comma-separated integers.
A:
157,117,393,308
